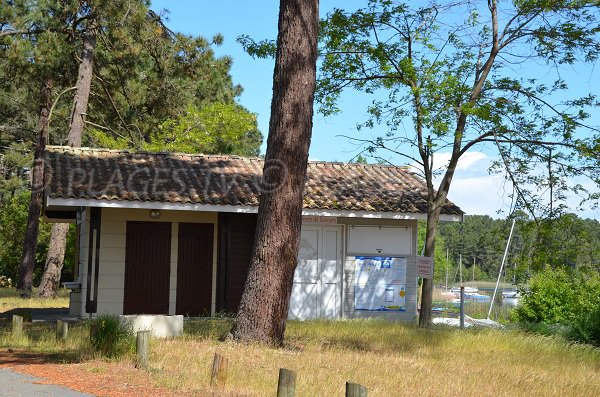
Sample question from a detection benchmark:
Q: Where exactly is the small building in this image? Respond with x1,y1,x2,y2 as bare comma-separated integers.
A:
43,146,462,321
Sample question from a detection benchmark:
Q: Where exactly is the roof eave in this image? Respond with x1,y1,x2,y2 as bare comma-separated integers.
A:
45,197,463,222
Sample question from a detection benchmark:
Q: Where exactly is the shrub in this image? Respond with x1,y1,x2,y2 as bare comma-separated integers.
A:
570,302,600,347
89,315,134,358
0,275,12,288
513,267,600,346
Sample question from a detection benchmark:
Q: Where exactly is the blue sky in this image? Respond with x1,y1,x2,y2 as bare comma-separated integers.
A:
150,1,599,219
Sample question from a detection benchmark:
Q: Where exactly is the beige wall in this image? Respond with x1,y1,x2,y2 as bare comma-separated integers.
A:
75,207,217,317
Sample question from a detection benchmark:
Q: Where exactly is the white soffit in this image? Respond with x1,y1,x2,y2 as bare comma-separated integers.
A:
46,197,463,222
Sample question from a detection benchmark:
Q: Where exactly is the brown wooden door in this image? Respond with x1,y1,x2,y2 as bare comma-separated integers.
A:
123,221,171,314
217,213,257,313
176,223,214,316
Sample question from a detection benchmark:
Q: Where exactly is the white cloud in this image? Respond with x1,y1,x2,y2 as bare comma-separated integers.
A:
431,151,489,172
406,150,599,218
410,151,489,176
445,174,512,217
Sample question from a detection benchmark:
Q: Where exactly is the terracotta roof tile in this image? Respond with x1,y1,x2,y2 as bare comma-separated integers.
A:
43,146,462,216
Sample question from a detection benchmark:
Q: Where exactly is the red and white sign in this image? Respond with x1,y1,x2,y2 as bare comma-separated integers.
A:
416,256,434,279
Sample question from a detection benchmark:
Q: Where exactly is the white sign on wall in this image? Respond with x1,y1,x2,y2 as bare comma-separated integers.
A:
416,256,434,279
354,256,406,311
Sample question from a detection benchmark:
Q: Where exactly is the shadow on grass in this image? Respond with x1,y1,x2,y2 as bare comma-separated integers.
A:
0,349,83,366
183,318,234,340
0,308,71,321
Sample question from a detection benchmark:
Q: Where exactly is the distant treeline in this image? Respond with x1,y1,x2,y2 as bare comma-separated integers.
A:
422,213,600,285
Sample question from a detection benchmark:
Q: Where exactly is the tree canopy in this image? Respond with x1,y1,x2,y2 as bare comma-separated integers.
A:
239,0,600,324
0,0,262,154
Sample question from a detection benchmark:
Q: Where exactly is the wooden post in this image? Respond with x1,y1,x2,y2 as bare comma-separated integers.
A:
136,330,150,369
12,315,23,339
210,353,228,387
56,319,68,341
346,382,368,397
277,368,297,397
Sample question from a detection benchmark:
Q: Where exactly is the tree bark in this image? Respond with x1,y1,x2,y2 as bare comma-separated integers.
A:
418,206,443,326
38,23,96,298
231,0,319,345
16,78,53,296
37,222,70,297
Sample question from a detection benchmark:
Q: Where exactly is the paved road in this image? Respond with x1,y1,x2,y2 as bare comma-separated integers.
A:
0,368,95,396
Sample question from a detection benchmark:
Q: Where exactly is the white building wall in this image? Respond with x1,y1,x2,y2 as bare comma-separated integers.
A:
75,207,217,317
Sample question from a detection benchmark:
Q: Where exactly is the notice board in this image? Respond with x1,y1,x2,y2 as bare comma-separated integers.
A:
354,256,406,311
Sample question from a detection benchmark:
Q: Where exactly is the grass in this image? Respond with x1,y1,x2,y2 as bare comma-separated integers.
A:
1,287,599,396
146,319,600,397
0,287,69,313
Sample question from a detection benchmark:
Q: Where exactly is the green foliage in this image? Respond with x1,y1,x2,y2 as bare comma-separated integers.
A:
1,0,257,152
90,315,135,358
513,267,600,345
6,135,81,283
314,0,599,217
0,191,49,283
146,103,261,156
438,214,600,281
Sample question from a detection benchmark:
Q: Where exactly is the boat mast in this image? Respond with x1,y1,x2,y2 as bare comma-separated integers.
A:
487,218,516,319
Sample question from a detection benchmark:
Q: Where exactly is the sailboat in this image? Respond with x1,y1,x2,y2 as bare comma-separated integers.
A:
433,219,516,328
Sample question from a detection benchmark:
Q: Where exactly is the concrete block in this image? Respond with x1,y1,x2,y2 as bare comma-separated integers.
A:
119,314,183,338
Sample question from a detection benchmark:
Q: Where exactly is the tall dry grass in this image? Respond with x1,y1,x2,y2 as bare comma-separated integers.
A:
147,319,600,397
1,291,598,397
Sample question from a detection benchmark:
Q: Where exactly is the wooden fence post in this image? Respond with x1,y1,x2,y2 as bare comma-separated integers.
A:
210,353,228,387
56,319,68,341
136,330,150,369
276,368,297,397
346,382,368,397
12,315,23,339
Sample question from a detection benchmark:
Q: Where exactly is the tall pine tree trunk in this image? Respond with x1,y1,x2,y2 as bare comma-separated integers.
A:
231,0,319,345
16,78,53,296
38,23,96,298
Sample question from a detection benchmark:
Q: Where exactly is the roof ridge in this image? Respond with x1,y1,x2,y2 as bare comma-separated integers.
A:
46,146,414,169
45,146,265,161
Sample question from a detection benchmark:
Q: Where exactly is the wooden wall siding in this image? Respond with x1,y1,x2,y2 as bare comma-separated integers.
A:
176,223,214,316
123,221,172,314
217,213,257,313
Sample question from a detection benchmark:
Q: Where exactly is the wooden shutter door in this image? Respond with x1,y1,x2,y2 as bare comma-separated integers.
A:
176,223,214,316
123,221,171,314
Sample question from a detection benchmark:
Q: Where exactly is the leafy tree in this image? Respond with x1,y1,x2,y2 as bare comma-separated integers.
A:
2,0,262,294
37,11,97,298
232,0,319,345
312,0,600,325
18,77,52,294
513,266,600,345
93,103,262,157
438,213,600,284
238,0,600,323
0,191,52,284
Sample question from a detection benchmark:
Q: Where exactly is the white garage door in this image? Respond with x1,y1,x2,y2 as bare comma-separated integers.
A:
288,225,342,320
347,226,413,256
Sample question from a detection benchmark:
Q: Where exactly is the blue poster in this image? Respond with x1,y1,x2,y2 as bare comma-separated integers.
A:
354,256,406,311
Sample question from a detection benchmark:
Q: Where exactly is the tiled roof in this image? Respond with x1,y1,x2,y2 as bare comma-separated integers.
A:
43,146,462,215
